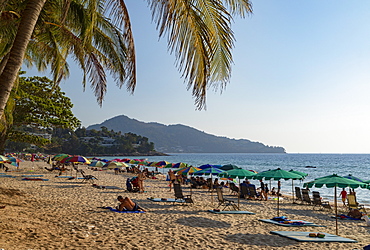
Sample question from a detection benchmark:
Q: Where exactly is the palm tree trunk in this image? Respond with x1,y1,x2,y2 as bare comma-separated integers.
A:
0,0,46,120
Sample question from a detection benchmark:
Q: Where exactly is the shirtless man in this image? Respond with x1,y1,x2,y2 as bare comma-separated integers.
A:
137,171,146,193
168,169,176,191
116,196,146,212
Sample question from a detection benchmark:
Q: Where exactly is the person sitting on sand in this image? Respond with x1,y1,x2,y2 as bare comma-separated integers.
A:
347,208,362,219
116,196,146,212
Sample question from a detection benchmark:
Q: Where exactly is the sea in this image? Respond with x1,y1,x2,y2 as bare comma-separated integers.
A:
99,153,370,206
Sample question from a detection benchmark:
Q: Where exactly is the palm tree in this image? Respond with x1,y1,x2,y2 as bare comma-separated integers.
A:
0,0,253,120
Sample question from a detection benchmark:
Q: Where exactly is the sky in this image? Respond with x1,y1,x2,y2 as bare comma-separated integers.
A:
23,1,370,154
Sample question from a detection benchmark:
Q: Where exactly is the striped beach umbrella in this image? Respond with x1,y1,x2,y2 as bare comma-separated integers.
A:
175,166,201,175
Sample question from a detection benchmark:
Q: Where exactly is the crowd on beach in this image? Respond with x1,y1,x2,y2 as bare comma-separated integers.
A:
0,154,370,249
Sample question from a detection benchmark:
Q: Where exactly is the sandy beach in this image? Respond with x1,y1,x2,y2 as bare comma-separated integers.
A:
0,160,369,249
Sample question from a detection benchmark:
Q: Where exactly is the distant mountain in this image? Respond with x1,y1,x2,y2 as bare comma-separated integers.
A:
87,115,286,153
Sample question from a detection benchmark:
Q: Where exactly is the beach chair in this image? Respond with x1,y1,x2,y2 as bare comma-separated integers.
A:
247,185,260,200
79,170,97,184
312,191,332,210
216,187,238,210
229,183,239,195
240,185,249,199
347,194,366,213
294,187,303,204
173,183,194,204
301,189,312,205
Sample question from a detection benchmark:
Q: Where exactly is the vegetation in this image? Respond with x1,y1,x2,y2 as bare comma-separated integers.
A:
1,75,80,153
52,127,156,155
0,0,253,122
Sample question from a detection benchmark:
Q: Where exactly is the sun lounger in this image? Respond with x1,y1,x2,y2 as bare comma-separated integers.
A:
270,231,357,243
301,189,312,205
216,187,238,210
312,191,332,210
207,209,255,214
259,219,325,227
347,194,367,213
0,175,15,178
174,183,194,204
21,175,44,177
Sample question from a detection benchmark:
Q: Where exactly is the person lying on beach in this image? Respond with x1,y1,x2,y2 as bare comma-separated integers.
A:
116,196,146,212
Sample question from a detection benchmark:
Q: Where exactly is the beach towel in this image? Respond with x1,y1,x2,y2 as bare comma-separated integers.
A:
102,207,145,213
21,175,44,177
270,231,357,243
22,178,49,181
147,198,186,203
0,175,15,178
207,210,255,214
330,214,361,220
93,185,123,190
259,219,325,227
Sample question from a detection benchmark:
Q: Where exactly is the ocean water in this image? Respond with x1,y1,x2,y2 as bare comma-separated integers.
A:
100,153,370,205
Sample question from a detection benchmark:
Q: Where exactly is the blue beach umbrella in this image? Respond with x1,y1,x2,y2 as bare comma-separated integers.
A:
193,167,225,175
342,174,365,183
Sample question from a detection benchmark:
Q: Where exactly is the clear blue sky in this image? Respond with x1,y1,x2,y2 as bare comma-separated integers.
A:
24,1,370,153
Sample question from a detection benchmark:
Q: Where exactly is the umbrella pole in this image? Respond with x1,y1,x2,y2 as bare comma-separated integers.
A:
292,179,295,204
277,191,280,217
238,178,240,210
335,186,338,235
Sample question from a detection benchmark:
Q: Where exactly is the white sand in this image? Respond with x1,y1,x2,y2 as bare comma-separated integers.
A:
0,161,369,249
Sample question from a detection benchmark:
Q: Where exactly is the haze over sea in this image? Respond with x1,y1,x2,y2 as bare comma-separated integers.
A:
100,153,370,206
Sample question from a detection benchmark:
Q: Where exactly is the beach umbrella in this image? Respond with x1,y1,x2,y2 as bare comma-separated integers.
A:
303,174,369,235
0,155,8,162
162,163,176,168
193,167,225,176
172,162,190,169
155,161,171,167
197,164,219,170
289,169,308,177
174,166,201,175
342,174,365,183
218,168,257,209
103,161,126,169
89,161,105,168
62,155,91,164
52,154,70,161
193,167,225,205
253,168,303,216
220,164,240,171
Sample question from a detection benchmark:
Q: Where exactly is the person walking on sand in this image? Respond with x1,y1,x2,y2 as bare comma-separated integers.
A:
168,169,176,191
339,188,347,206
259,180,267,201
137,170,146,193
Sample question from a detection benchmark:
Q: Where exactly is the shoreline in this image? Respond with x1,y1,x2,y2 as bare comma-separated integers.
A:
0,160,369,249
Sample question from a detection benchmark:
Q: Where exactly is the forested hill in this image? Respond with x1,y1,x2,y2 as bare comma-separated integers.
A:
87,115,286,153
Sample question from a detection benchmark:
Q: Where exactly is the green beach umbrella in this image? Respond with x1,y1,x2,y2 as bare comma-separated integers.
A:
253,168,303,216
220,164,240,171
303,174,369,235
89,160,105,168
219,168,257,209
289,169,308,178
